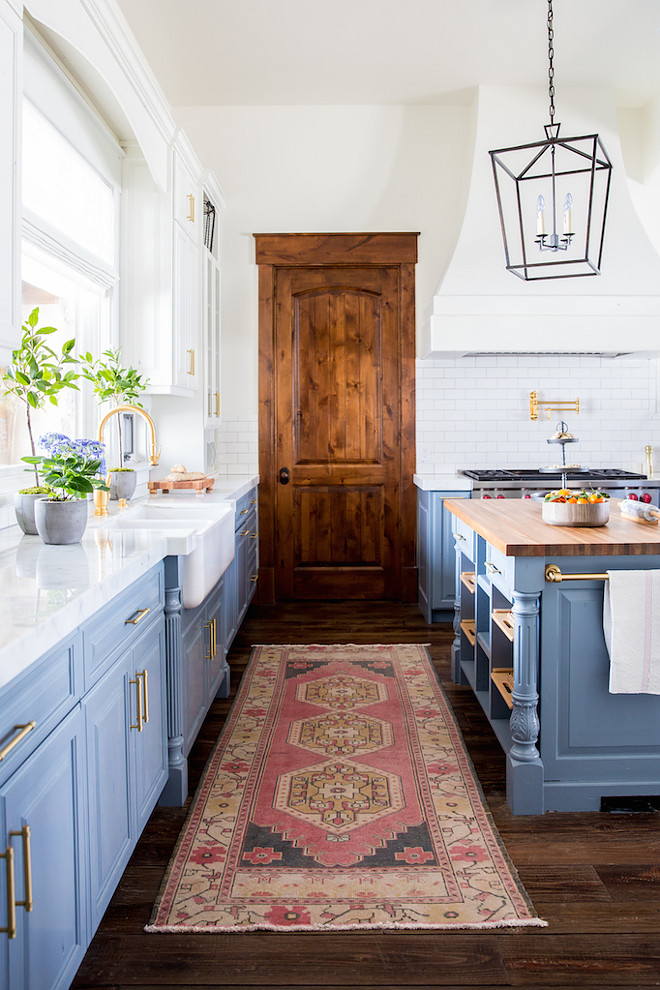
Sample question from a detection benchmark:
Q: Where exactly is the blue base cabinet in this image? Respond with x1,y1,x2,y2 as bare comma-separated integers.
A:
1,706,88,990
417,490,468,623
0,562,167,990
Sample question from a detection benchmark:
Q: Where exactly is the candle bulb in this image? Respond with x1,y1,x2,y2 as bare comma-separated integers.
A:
563,192,573,235
536,194,546,236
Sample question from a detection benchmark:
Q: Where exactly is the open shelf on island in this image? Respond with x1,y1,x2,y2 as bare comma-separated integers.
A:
492,608,515,642
460,618,476,646
491,668,514,710
460,571,476,594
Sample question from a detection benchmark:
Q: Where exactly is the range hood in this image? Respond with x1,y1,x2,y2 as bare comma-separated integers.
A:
421,86,660,357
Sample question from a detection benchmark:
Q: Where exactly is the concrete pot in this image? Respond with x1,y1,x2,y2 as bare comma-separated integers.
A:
14,492,44,535
35,498,89,545
109,470,137,501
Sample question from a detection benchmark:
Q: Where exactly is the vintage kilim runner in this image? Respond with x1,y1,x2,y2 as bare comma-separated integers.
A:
147,644,545,933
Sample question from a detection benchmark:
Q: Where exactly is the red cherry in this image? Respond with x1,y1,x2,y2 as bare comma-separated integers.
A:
523,494,531,499
496,494,505,499
628,492,639,500
481,494,492,499
641,492,653,503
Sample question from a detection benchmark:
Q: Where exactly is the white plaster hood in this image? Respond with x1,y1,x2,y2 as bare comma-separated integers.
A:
421,86,660,357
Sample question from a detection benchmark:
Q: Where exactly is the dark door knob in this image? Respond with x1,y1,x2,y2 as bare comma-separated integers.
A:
279,467,290,485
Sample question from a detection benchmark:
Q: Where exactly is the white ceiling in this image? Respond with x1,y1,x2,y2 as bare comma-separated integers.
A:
115,0,660,109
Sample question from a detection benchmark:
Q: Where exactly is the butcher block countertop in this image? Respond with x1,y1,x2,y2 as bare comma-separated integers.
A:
445,497,660,557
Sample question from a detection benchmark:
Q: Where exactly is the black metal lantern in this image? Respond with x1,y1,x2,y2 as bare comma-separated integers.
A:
489,0,613,281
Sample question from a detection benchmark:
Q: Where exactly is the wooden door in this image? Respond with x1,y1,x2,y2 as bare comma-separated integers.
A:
256,233,418,602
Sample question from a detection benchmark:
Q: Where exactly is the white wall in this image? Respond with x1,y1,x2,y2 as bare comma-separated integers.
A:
175,104,470,420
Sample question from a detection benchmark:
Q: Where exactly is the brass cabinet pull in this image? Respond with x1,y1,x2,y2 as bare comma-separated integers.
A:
240,508,249,515
129,674,144,732
454,533,466,542
187,348,195,376
250,575,258,583
0,845,16,938
250,499,257,504
212,618,217,659
9,826,32,913
0,722,36,762
250,532,258,539
186,193,195,223
240,529,250,537
125,608,150,626
204,620,214,660
214,392,220,416
485,561,501,575
139,670,149,725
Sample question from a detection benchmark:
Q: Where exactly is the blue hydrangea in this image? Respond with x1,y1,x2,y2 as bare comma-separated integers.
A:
39,433,106,476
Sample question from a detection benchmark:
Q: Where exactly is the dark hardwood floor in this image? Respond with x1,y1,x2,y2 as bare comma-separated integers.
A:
71,602,660,990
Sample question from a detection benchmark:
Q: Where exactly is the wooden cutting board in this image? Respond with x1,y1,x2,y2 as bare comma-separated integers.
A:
148,477,215,494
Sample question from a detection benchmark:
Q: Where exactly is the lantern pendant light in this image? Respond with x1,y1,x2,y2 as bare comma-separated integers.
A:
489,0,613,280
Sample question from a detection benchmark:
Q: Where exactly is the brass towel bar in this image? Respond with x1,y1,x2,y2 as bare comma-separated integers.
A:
545,564,609,583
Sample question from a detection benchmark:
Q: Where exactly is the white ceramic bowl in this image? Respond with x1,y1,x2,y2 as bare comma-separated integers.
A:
541,499,610,527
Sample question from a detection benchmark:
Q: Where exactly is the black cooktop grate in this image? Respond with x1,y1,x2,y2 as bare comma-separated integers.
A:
461,468,648,482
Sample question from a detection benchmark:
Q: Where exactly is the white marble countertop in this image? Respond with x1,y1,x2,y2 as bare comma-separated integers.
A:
413,472,472,492
0,474,259,691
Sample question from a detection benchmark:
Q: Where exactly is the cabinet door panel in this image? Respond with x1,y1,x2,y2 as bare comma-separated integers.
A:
173,222,199,391
131,623,168,832
84,659,132,931
2,707,87,990
182,617,206,757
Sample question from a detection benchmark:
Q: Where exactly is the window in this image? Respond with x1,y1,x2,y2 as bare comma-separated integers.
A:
0,29,122,494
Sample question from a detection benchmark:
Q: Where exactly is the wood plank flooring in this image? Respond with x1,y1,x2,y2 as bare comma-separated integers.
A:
71,602,660,989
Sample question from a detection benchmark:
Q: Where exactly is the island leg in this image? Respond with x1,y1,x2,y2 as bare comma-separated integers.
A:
507,589,544,814
451,531,468,683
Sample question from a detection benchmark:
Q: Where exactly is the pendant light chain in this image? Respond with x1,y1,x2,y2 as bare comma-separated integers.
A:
547,0,556,123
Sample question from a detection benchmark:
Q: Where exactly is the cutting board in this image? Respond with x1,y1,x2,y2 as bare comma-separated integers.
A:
148,477,215,494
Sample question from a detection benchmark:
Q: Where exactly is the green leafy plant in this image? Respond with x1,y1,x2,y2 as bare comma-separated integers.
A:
1,308,80,487
80,347,148,467
23,434,109,501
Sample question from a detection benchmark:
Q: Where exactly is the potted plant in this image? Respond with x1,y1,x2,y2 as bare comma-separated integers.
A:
1,308,80,533
23,434,109,545
80,347,148,502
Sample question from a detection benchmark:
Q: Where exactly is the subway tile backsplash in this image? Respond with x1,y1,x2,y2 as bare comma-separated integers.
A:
415,354,659,475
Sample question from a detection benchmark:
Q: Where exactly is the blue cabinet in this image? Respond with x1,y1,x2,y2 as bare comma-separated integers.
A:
222,488,258,657
84,614,167,930
1,705,87,990
417,490,468,623
0,563,167,990
181,575,227,757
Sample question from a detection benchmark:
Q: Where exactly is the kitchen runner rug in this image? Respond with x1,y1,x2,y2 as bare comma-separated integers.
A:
147,644,545,933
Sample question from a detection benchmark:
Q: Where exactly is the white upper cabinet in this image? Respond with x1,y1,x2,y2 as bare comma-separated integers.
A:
120,131,203,395
0,0,21,359
202,171,225,429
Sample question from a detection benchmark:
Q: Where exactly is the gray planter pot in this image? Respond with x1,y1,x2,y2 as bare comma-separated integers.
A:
109,470,137,501
35,498,89,545
14,492,44,535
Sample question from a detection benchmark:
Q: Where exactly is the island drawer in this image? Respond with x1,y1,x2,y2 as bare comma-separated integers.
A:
82,563,165,689
452,515,475,560
0,632,82,787
483,543,514,597
234,489,258,530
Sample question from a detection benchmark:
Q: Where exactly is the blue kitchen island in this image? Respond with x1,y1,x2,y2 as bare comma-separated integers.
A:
446,496,660,815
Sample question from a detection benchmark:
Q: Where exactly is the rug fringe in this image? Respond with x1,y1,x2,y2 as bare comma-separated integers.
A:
145,917,547,934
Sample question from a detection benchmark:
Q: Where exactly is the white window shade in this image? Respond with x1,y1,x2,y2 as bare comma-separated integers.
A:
23,99,115,266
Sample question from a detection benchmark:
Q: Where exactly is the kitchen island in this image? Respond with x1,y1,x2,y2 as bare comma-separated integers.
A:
445,497,660,815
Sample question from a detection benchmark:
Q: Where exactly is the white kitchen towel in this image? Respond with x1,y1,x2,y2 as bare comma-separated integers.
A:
604,570,660,694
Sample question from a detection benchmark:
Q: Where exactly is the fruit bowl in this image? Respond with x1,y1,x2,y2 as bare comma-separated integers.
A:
541,498,610,527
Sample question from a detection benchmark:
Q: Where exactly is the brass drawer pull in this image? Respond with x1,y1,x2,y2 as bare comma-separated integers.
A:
455,533,466,542
0,845,16,938
250,532,258,539
9,826,32,913
250,499,257,504
240,508,249,515
485,561,501,575
186,193,195,223
250,575,258,583
130,673,144,732
240,529,250,537
0,722,36,762
214,392,220,416
125,608,150,626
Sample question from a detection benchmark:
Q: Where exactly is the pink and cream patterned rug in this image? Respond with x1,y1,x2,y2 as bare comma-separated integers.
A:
147,644,545,932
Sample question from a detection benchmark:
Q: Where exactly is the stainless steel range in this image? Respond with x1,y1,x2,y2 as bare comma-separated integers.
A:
460,468,660,506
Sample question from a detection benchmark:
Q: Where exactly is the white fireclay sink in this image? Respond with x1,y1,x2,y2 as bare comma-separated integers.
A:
104,499,235,608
